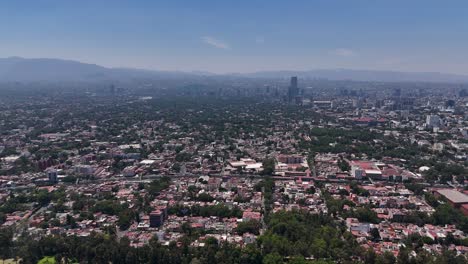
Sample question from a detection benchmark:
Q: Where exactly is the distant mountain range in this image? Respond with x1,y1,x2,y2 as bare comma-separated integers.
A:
0,57,198,82
1,56,468,83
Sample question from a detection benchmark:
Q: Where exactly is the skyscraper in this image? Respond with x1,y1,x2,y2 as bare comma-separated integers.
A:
291,76,298,90
288,76,299,102
109,84,116,95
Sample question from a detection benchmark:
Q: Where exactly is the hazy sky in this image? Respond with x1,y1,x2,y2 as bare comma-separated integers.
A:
1,0,468,74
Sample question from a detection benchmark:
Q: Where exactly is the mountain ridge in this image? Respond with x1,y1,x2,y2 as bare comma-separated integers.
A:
1,57,468,83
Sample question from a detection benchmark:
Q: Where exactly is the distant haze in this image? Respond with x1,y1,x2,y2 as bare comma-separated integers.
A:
1,57,468,84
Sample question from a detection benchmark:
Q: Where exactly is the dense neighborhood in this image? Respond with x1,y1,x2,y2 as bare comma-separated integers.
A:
0,79,467,263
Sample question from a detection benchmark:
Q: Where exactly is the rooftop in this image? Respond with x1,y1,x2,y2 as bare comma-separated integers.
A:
436,189,468,204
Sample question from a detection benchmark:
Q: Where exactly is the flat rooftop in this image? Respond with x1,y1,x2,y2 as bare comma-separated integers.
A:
436,189,468,204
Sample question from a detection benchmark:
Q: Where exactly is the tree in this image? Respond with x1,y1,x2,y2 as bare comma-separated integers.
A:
397,247,411,264
306,186,316,194
338,189,350,196
66,214,77,228
196,193,214,202
262,158,276,175
376,251,396,264
262,252,283,264
0,228,13,259
235,220,262,235
0,212,6,225
118,209,134,230
364,249,377,264
147,176,172,195
354,207,380,224
424,193,439,208
338,158,350,172
370,227,380,241
36,190,51,206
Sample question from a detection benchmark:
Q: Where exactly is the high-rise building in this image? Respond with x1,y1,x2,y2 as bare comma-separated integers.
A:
291,76,297,89
426,115,441,128
288,76,299,102
109,84,116,95
47,169,58,184
393,88,401,97
459,88,467,97
150,210,164,228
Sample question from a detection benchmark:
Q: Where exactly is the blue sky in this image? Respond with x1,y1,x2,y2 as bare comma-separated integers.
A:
1,0,468,74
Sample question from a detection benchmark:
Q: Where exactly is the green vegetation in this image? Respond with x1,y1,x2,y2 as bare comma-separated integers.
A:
255,177,275,217
298,128,383,157
258,210,360,261
38,256,56,264
262,158,276,175
432,204,468,233
337,157,350,172
349,182,370,197
0,188,67,214
423,162,467,183
235,220,262,235
147,176,172,196
92,200,125,215
195,193,215,202
0,211,377,263
322,191,355,217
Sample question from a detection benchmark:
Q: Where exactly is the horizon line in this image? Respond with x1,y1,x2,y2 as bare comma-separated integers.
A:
2,55,468,77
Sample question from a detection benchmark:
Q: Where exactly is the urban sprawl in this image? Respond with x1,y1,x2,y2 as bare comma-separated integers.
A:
0,77,467,263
